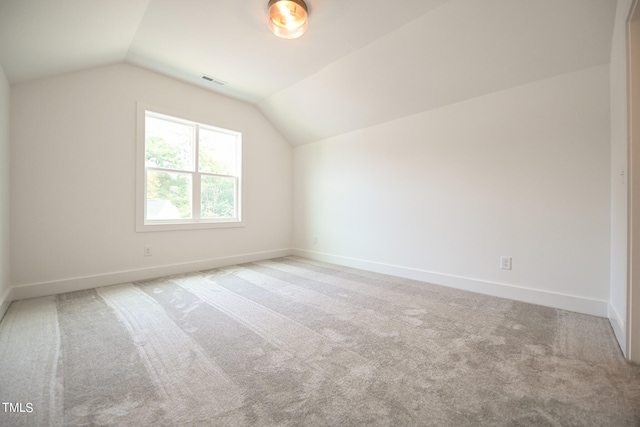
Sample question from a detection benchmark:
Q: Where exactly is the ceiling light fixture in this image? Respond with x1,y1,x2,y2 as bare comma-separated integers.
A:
268,0,308,40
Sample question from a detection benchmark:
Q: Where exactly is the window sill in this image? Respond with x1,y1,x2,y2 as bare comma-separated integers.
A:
136,220,245,233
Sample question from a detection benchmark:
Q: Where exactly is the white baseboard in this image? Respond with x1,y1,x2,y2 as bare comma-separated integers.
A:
4,247,611,322
608,302,627,356
0,287,13,322
9,249,293,302
293,249,609,318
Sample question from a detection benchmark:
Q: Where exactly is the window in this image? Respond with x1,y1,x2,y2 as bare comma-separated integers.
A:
137,107,242,231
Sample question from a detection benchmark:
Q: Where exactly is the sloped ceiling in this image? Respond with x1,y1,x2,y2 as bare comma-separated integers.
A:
0,0,616,145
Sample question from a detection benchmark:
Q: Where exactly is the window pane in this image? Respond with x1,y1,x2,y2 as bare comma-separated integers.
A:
199,128,238,175
201,175,236,219
146,171,192,220
145,116,194,171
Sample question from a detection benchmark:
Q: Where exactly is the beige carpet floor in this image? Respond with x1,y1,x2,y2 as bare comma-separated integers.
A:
1,256,639,426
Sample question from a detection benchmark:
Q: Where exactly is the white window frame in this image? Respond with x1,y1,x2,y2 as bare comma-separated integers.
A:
136,103,244,232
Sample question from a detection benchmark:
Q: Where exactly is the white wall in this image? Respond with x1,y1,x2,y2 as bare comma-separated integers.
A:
0,64,10,318
294,65,611,316
609,0,634,355
628,1,640,362
10,63,292,294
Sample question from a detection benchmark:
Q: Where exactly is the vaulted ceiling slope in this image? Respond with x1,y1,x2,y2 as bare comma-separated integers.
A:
0,0,616,146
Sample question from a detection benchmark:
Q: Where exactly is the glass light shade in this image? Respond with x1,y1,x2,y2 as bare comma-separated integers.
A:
268,0,308,39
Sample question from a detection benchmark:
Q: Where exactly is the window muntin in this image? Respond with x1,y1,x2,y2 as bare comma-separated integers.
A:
142,110,242,227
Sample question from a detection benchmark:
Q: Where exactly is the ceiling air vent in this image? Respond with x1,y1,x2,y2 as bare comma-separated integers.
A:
201,75,226,86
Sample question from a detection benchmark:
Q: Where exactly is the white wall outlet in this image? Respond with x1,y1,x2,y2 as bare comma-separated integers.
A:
144,245,152,257
500,256,512,270
313,236,318,244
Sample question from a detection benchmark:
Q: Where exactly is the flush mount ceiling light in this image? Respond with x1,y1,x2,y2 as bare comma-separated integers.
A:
268,0,308,40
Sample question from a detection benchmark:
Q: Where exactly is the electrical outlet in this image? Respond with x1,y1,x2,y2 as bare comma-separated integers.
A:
144,245,152,257
500,256,512,270
313,236,318,244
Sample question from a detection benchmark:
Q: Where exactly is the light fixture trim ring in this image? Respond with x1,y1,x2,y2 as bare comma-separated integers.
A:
267,0,308,12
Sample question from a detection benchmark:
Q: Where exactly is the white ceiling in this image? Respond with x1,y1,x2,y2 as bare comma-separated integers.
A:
0,0,617,145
